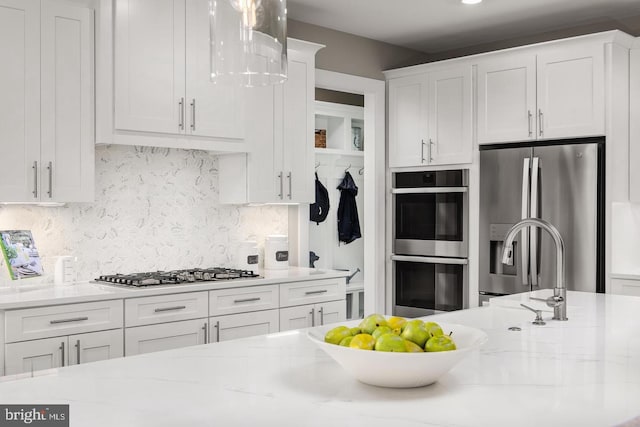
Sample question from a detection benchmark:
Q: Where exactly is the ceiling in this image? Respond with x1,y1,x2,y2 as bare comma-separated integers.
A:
286,0,640,53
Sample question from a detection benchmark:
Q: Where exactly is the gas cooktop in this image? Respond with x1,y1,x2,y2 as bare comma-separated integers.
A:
95,268,260,287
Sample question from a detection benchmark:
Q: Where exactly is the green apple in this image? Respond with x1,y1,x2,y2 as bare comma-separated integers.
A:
401,319,424,332
425,335,457,352
424,321,444,339
374,334,407,352
324,326,352,345
349,334,376,350
350,327,362,336
339,336,353,347
372,326,393,340
401,323,430,347
387,316,407,331
404,339,424,352
359,314,388,335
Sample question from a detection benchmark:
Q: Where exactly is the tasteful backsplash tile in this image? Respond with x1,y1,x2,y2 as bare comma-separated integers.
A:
0,145,288,285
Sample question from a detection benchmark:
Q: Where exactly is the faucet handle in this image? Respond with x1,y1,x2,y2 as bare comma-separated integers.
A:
530,296,564,308
520,304,546,325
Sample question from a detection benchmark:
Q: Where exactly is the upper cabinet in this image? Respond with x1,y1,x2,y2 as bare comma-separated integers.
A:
0,0,94,203
218,40,323,204
388,63,472,168
477,41,605,144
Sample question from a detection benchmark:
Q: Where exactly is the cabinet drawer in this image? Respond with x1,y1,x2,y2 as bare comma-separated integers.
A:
280,278,346,307
210,309,279,342
5,300,123,343
209,285,279,316
125,292,208,327
125,318,208,356
610,279,640,297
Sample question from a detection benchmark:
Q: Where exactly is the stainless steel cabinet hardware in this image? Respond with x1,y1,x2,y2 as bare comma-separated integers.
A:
429,139,435,162
47,161,52,198
75,339,81,364
214,320,220,342
190,99,196,131
178,98,185,130
287,172,292,199
278,172,283,199
310,308,315,327
319,307,324,325
305,290,328,295
421,139,426,163
203,322,208,344
50,316,89,324
32,161,38,198
528,110,533,137
538,109,544,136
154,305,186,313
233,297,261,303
60,341,65,367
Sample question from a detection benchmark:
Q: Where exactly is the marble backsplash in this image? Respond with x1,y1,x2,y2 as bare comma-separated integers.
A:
0,145,288,286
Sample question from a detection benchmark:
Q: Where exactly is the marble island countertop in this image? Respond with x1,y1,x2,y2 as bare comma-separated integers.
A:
0,267,349,310
1,290,639,426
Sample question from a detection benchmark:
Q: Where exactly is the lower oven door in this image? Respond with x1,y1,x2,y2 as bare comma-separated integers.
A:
392,255,467,317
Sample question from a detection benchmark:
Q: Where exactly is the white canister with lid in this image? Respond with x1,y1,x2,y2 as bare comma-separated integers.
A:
264,235,289,270
236,241,260,272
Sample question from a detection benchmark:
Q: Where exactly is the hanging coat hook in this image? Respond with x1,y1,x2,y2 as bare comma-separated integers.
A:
315,161,321,170
344,164,351,173
358,167,364,175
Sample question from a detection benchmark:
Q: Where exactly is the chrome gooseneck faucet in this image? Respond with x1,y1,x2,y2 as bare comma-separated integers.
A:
502,218,568,321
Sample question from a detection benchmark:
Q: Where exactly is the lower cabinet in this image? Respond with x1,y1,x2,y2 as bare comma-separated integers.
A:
209,310,279,343
280,300,346,332
610,279,640,297
5,329,123,375
125,318,208,356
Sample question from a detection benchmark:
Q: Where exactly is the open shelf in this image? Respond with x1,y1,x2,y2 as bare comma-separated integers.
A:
314,148,364,157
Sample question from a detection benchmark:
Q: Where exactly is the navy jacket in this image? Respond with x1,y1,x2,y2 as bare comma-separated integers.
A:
337,172,362,244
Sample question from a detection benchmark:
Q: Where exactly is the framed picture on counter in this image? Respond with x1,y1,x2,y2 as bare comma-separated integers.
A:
0,230,44,280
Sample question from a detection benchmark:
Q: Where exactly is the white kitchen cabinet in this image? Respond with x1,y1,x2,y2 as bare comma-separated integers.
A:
209,310,279,343
0,0,94,203
113,0,243,143
631,47,640,203
388,64,472,168
218,39,322,204
477,41,605,144
209,285,279,317
5,330,123,375
124,318,208,356
124,292,209,327
279,300,346,332
610,279,640,297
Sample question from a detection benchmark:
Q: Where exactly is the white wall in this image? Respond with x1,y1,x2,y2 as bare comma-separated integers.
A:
0,145,288,286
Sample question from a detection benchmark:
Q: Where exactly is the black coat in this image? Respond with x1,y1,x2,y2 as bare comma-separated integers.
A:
337,172,361,244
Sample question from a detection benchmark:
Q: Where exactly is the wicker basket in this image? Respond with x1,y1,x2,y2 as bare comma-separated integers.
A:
315,129,327,148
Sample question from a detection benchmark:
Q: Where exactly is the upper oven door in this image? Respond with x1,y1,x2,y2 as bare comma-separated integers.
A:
393,187,468,258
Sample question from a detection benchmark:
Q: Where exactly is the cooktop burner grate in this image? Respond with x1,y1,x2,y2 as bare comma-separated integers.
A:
96,268,260,287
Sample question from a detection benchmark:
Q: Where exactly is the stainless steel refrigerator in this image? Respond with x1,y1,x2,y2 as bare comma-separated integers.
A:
479,139,604,304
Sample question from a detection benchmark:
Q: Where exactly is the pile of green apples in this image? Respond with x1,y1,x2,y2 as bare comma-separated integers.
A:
324,314,456,353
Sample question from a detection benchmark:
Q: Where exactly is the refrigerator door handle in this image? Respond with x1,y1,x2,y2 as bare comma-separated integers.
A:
521,158,531,286
530,157,540,287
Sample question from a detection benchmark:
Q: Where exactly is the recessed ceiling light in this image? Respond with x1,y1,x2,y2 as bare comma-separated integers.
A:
462,0,482,4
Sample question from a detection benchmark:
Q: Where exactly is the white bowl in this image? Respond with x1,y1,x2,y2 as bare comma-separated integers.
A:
307,322,488,388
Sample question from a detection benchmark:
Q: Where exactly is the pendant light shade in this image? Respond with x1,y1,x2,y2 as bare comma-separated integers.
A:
210,0,288,87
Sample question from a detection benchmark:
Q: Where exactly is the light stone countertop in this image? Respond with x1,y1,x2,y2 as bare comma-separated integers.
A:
0,267,349,310
0,290,639,426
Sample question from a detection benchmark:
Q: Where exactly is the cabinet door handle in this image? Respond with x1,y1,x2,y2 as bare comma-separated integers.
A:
233,297,261,303
287,172,292,199
421,139,426,163
538,109,544,137
50,316,89,324
60,341,65,367
528,110,533,137
305,290,328,295
32,161,38,198
429,139,435,163
178,98,185,130
310,307,315,327
319,307,324,325
154,305,186,313
203,322,208,344
190,99,196,131
75,339,81,365
47,161,53,198
278,172,283,199
214,320,220,342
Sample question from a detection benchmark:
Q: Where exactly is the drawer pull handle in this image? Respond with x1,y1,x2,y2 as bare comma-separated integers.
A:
305,290,328,295
50,316,89,324
233,297,261,303
154,305,187,313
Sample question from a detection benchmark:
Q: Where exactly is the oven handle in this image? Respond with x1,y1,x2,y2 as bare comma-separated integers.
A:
391,187,468,194
391,255,468,265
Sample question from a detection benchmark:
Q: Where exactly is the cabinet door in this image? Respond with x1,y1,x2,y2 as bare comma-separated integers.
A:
185,0,243,140
388,74,428,167
477,53,537,144
316,300,346,327
631,49,640,203
68,329,124,365
279,304,314,332
125,318,207,356
0,0,40,202
427,65,472,165
114,0,185,134
536,42,605,139
5,337,67,375
210,310,279,343
40,1,94,203
282,52,314,202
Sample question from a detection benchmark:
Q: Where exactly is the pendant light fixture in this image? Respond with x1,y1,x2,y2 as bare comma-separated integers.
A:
210,0,288,87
